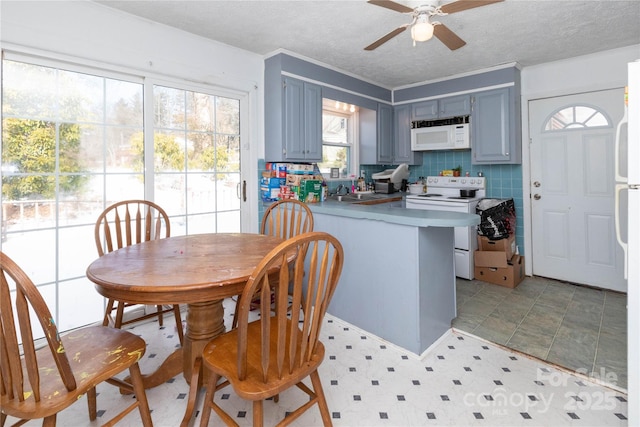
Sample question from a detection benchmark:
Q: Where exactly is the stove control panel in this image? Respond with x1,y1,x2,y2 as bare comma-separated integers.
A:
426,176,485,190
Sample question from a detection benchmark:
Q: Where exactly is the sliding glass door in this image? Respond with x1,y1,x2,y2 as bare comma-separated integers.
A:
1,56,245,333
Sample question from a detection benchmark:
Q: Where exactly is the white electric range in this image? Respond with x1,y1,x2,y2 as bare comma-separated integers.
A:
405,176,486,279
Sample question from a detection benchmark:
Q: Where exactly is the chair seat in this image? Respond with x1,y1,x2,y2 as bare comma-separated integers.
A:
202,319,325,401
0,326,146,420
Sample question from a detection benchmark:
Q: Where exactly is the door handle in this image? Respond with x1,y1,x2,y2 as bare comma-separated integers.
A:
242,180,247,202
533,194,541,200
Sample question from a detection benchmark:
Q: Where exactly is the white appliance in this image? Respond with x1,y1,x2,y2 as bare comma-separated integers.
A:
372,163,409,192
405,176,486,279
616,60,639,424
411,116,470,151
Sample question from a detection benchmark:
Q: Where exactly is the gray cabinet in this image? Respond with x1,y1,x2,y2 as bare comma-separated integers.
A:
361,103,422,165
411,95,471,121
471,87,521,164
266,76,322,162
394,104,422,165
377,103,393,164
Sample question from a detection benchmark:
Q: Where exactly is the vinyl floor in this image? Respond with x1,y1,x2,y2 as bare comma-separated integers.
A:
4,296,628,426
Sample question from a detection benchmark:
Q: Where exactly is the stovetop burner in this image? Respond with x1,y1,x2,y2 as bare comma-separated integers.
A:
448,196,474,200
417,193,442,197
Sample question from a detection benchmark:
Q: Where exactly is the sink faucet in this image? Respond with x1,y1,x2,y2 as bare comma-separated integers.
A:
333,184,347,196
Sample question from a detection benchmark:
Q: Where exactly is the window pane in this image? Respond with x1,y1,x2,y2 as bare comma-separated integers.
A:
2,61,58,118
319,102,353,177
216,97,240,134
186,92,213,131
155,86,185,129
320,145,349,176
106,79,144,126
154,130,187,172
323,113,348,144
58,69,103,122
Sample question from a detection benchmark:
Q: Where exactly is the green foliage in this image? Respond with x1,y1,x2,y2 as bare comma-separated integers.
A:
2,118,87,199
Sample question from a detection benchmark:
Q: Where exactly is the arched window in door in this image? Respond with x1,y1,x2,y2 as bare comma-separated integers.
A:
544,104,611,131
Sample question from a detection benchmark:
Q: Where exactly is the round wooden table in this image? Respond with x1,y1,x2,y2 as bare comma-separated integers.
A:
86,233,286,388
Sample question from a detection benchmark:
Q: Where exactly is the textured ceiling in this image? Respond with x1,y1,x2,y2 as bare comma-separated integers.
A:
96,0,640,88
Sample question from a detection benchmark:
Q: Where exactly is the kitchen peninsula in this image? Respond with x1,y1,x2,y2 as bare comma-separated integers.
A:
308,200,479,355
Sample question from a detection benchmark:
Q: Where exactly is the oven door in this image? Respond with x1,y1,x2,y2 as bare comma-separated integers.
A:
405,198,475,250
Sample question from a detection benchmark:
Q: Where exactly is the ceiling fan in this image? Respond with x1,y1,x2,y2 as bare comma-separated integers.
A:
365,0,503,51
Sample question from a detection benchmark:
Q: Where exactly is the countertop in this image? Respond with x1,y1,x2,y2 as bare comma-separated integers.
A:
308,195,480,228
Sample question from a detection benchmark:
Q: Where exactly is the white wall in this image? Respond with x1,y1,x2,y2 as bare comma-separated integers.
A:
0,1,264,93
521,45,640,98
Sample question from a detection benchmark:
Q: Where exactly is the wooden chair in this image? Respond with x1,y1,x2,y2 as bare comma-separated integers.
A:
260,199,314,240
0,251,153,426
195,231,344,427
94,199,184,345
232,199,314,329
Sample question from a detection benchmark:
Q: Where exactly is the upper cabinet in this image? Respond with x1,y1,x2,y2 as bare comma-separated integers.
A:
360,103,422,165
394,104,422,165
411,94,471,121
471,87,522,164
265,76,322,162
377,103,394,164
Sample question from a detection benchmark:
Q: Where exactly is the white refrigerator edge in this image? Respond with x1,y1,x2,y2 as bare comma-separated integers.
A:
619,59,639,425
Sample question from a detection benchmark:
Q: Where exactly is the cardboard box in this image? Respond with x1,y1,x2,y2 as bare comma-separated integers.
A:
260,187,280,202
477,234,516,259
474,254,525,288
286,173,323,186
288,163,315,174
301,180,321,203
266,162,288,178
260,177,286,188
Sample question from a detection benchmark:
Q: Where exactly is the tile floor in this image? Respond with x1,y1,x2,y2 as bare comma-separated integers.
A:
5,297,629,426
453,276,628,391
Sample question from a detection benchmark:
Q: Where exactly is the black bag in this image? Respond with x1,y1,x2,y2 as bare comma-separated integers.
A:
476,198,516,240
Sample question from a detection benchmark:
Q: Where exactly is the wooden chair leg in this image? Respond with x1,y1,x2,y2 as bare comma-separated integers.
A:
114,301,126,329
199,371,218,427
87,386,97,420
43,415,56,427
155,305,164,326
310,370,332,427
232,296,241,329
103,298,116,326
129,362,153,427
173,305,184,346
253,400,264,427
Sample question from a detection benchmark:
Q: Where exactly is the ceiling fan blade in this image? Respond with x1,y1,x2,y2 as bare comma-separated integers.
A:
364,26,408,51
367,0,414,14
433,24,466,50
440,0,503,15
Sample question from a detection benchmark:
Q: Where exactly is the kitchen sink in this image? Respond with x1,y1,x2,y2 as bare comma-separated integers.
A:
329,193,402,205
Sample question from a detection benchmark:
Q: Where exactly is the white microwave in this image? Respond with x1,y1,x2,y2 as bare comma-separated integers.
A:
410,117,470,151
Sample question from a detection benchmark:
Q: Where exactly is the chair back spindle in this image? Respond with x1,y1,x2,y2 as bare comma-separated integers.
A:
261,199,314,239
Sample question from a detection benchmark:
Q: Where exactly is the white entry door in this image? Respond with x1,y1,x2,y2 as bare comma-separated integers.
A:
529,89,626,291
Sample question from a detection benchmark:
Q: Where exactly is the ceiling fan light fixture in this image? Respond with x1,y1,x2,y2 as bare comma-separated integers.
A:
411,15,434,43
